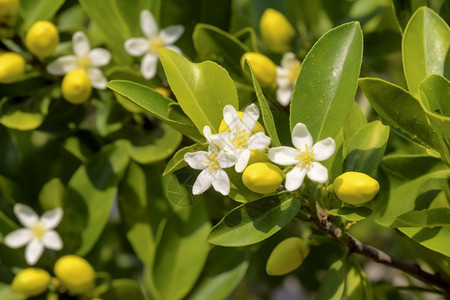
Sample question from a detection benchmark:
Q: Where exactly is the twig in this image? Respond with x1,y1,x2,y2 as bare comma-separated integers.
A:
312,204,450,296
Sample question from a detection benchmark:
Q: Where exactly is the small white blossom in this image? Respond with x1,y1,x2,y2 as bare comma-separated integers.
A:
4,204,63,265
269,123,335,191
219,104,271,173
124,10,184,79
184,126,237,195
276,52,301,106
47,31,111,89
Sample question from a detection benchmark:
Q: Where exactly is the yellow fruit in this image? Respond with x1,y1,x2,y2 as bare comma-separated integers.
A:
247,150,270,166
0,0,19,18
61,69,92,104
26,21,59,58
242,162,283,194
241,52,277,89
218,111,265,134
266,237,310,276
333,171,380,205
54,255,95,295
11,268,51,297
154,87,171,98
260,8,295,53
0,52,25,83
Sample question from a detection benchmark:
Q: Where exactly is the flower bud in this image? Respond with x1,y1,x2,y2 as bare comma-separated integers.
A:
218,111,265,134
247,150,269,166
266,237,309,276
54,255,95,295
333,171,380,205
11,268,51,297
26,21,59,58
260,9,295,53
61,69,92,104
242,162,283,194
0,0,19,19
0,52,25,83
241,52,277,89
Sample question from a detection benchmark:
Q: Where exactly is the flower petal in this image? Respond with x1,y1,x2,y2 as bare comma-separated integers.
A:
307,162,328,183
241,103,259,133
140,9,158,38
247,132,271,150
212,169,230,196
89,48,111,67
234,149,250,173
42,230,63,250
269,146,299,165
312,137,336,161
276,87,292,106
285,166,307,191
124,38,149,57
160,25,184,45
40,207,63,229
184,151,208,170
218,150,237,169
73,31,91,57
292,123,313,151
141,53,158,79
223,105,241,132
88,68,107,90
164,45,182,55
4,228,32,248
281,52,297,68
46,56,77,75
192,169,213,195
14,204,38,228
25,239,44,265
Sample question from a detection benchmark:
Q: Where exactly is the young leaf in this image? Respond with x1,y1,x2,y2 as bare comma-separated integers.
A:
290,22,363,141
163,143,207,176
327,206,372,222
402,7,450,96
0,96,50,131
159,48,239,133
207,193,300,247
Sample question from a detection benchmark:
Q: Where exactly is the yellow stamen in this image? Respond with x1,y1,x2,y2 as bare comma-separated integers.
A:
231,126,249,150
148,37,164,53
204,152,220,171
76,56,92,70
32,223,46,239
296,145,314,168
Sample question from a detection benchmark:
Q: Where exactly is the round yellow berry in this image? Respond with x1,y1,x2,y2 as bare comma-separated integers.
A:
61,69,92,104
260,8,295,53
0,52,25,83
242,162,283,194
218,111,265,134
240,52,277,89
11,268,51,297
54,255,95,295
0,0,19,18
26,21,59,58
266,237,310,276
154,87,171,98
333,171,380,205
247,150,270,166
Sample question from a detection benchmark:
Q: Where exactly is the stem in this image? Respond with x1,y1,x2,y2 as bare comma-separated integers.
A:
312,204,450,296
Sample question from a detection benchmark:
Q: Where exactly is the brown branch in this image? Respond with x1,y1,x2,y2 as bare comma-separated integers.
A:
312,205,450,296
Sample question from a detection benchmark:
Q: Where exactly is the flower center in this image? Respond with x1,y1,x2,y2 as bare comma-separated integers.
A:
148,37,164,53
77,56,92,70
289,63,301,84
32,223,46,239
230,126,249,150
296,146,314,168
204,152,220,171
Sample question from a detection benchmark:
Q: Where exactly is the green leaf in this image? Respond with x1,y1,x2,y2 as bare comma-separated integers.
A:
60,141,130,255
402,7,450,96
107,80,203,142
151,202,211,300
345,259,373,300
234,27,259,52
159,48,239,133
0,96,50,131
102,279,145,300
344,121,390,177
391,208,450,227
38,178,65,211
207,193,300,247
0,283,25,300
161,170,207,207
391,0,426,33
327,206,372,222
163,143,206,176
399,226,450,257
20,0,65,31
187,247,249,300
245,60,281,146
290,22,363,141
315,259,346,300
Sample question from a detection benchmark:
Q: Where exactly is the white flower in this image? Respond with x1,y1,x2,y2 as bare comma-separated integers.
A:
276,52,301,106
219,104,271,173
184,126,237,195
4,204,63,265
269,123,335,191
124,10,184,79
47,31,111,89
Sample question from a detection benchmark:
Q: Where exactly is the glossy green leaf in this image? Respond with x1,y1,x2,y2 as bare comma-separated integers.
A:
151,202,211,300
187,247,249,300
163,143,206,176
0,96,50,131
315,259,346,300
402,7,450,95
107,80,203,142
345,259,373,300
60,141,130,255
227,169,261,203
161,170,207,207
38,178,65,210
244,60,281,146
20,0,65,30
159,48,239,133
391,208,450,227
327,206,372,222
399,226,450,257
102,279,145,300
391,0,426,33
344,121,389,176
207,193,300,247
290,22,363,141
